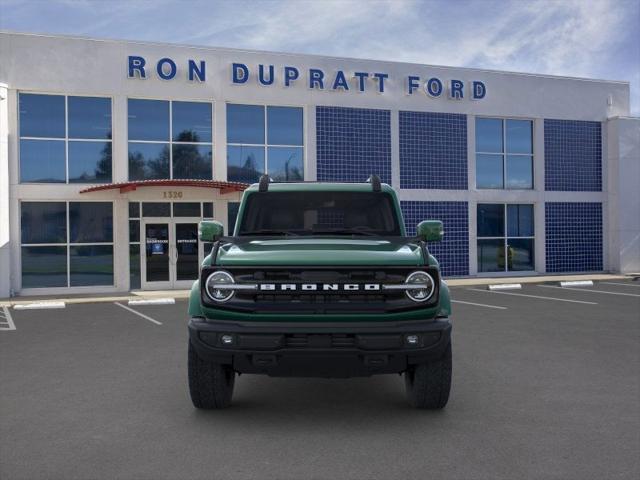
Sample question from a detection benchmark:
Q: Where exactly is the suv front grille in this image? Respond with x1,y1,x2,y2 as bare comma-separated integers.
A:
284,334,357,348
200,266,439,313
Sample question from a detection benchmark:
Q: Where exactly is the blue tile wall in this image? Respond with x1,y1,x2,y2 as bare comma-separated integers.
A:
545,202,602,272
544,119,602,191
399,111,467,189
401,201,469,277
316,106,391,184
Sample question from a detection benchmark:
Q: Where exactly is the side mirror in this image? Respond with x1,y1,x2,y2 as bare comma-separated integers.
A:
199,220,224,242
416,220,444,242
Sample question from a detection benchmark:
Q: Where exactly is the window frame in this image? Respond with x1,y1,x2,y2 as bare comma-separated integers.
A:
476,202,536,273
475,116,534,190
18,92,114,184
19,200,115,289
226,102,305,182
127,98,215,180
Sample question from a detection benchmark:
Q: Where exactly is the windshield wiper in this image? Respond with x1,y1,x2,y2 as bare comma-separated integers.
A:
310,228,378,237
239,229,299,236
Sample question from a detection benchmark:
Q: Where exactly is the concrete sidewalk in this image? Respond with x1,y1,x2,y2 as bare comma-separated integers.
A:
0,273,636,307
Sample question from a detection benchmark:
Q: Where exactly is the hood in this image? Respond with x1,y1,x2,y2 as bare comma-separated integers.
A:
216,238,423,266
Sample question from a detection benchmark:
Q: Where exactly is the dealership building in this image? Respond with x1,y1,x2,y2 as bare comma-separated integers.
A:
0,31,638,297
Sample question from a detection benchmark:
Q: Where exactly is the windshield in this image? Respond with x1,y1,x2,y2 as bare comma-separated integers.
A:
237,191,402,236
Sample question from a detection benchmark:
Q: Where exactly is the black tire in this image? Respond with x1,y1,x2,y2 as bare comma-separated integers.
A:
404,342,452,409
188,341,235,409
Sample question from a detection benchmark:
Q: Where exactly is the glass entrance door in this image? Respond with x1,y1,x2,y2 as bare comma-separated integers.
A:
141,219,200,289
174,221,200,288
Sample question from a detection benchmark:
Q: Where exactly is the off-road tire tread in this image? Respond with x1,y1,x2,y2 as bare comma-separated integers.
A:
405,342,452,409
188,341,235,409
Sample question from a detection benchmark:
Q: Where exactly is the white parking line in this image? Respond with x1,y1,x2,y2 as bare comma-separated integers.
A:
468,288,598,305
0,306,16,331
114,302,163,325
451,300,507,310
539,285,640,297
601,282,640,288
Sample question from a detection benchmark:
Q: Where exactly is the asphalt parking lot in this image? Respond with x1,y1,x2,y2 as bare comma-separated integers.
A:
1,280,639,480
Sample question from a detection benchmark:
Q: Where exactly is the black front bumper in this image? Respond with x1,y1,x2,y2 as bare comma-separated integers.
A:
188,317,452,378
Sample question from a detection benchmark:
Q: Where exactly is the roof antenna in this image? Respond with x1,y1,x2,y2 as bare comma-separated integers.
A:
367,174,381,192
258,174,271,192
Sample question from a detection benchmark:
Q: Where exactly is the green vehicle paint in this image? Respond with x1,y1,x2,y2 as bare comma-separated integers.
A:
189,181,451,322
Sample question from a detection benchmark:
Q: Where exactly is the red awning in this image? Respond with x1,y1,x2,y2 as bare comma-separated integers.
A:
79,179,250,195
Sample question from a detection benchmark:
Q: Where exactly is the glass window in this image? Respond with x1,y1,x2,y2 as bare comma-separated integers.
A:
129,244,141,290
475,118,502,153
227,104,264,144
21,246,68,288
267,147,304,182
238,191,401,236
227,104,304,183
68,96,112,139
68,141,112,183
507,205,534,237
129,220,140,242
203,202,214,219
128,99,213,181
228,202,240,234
476,118,533,190
128,99,170,141
142,202,171,217
172,144,212,179
227,145,265,183
19,94,65,138
19,139,66,183
21,202,115,289
506,155,533,189
477,204,504,237
507,238,534,271
69,202,113,243
172,102,212,143
128,142,170,180
506,120,532,154
21,202,67,244
477,239,505,273
129,202,140,218
267,106,303,145
476,154,503,189
477,204,535,272
19,94,113,184
173,203,201,217
70,245,114,286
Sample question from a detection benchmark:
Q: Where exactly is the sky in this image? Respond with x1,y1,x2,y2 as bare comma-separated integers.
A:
1,0,638,114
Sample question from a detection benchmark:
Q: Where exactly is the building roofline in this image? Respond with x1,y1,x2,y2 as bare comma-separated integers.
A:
0,30,631,86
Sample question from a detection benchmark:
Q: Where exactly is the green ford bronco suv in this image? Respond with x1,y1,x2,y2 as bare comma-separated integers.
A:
188,175,452,409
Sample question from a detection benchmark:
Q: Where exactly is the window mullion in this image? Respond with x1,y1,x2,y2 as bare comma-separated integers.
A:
169,101,173,179
502,120,507,189
66,201,70,287
65,96,69,184
503,204,508,272
264,106,268,174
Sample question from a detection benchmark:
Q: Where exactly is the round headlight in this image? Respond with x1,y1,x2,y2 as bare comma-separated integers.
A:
405,271,435,302
205,271,235,302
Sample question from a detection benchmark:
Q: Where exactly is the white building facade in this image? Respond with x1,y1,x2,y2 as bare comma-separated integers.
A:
0,32,638,297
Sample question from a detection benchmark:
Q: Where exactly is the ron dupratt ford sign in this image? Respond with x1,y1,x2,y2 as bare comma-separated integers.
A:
127,56,487,100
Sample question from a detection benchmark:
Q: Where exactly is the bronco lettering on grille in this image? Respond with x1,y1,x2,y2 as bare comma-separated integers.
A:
258,283,382,292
